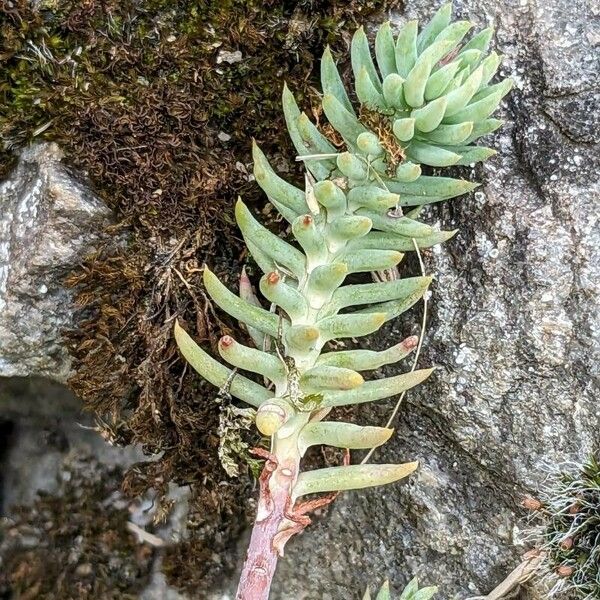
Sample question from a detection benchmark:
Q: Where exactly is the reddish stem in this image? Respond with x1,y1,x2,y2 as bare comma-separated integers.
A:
235,449,293,600
235,482,288,599
235,448,349,599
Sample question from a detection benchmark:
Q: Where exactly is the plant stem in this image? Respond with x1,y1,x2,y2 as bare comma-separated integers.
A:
236,437,302,600
235,477,287,599
237,193,361,598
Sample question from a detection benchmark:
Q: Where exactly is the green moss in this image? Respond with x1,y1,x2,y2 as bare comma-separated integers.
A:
532,457,600,599
0,0,401,591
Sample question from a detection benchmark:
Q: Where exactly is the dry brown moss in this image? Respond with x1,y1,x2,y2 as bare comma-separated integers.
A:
0,0,401,590
359,106,406,174
0,459,153,599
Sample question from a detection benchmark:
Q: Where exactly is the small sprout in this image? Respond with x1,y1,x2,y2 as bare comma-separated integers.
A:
364,577,438,600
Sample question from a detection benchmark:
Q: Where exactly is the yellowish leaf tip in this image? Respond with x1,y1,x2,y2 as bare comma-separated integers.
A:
373,312,388,326
346,372,365,389
173,318,183,335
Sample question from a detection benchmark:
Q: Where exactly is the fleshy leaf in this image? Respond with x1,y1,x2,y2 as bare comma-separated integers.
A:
317,336,418,371
294,462,418,497
318,312,387,341
300,365,364,391
239,266,267,349
351,230,457,250
375,580,391,600
321,46,355,115
338,249,403,273
352,26,382,93
235,199,306,279
217,335,285,385
400,577,438,600
357,209,434,238
375,22,396,79
174,321,273,408
417,2,452,51
252,142,307,215
298,421,393,455
282,85,333,180
259,271,308,322
326,276,432,315
203,267,279,336
321,368,434,407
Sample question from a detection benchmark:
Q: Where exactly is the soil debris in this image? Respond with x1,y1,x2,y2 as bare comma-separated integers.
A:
0,457,153,599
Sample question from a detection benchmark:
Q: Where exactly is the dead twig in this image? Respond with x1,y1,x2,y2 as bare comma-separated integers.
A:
126,521,165,548
465,551,545,600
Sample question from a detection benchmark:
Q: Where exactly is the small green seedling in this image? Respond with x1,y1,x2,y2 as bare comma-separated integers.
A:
364,578,438,599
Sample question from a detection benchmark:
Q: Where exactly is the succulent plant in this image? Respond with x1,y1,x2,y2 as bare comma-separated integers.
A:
525,456,600,600
174,4,510,599
364,578,438,599
289,1,512,197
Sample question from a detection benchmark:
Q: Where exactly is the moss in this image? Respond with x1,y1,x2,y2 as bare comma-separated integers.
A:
0,459,153,599
0,0,401,591
529,456,600,599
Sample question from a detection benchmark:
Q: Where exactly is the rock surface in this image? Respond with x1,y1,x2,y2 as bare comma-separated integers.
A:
0,0,598,598
0,377,143,511
0,377,190,599
268,0,600,598
0,143,113,382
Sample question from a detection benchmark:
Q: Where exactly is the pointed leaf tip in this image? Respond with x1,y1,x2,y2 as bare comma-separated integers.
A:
299,422,394,455
173,321,272,407
375,580,391,600
173,318,184,337
294,461,418,497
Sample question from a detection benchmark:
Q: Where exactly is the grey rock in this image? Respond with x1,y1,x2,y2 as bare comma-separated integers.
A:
0,143,113,382
0,144,187,599
0,377,143,511
1,1,598,598
267,0,600,598
0,376,187,600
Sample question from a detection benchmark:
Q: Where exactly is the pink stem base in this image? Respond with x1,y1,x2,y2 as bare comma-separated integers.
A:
235,449,293,600
235,485,288,600
235,448,349,599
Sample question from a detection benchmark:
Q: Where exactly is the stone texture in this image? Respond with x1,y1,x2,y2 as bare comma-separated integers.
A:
1,0,598,597
267,0,600,598
0,143,113,382
0,377,143,511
